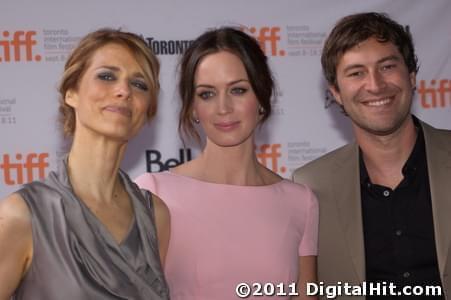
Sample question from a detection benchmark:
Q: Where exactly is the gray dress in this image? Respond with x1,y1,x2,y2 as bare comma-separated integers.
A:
13,158,169,299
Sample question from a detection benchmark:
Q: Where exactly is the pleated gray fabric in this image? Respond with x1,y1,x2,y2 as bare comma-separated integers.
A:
13,158,169,299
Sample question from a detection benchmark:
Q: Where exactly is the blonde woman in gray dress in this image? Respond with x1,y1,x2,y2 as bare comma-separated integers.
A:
0,29,169,299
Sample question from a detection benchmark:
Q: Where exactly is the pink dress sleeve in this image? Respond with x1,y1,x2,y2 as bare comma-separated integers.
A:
298,186,319,256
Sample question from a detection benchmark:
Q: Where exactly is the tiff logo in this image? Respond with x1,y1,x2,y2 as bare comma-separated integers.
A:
0,30,41,62
418,79,451,108
244,26,285,56
256,144,286,174
0,153,49,185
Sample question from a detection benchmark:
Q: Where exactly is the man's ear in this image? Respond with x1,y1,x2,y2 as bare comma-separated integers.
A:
329,85,343,105
65,89,78,108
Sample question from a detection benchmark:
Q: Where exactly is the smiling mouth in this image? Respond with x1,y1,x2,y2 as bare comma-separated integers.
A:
362,97,393,107
104,106,132,118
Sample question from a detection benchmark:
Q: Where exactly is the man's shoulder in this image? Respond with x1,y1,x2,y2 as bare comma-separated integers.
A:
422,120,451,139
419,120,451,154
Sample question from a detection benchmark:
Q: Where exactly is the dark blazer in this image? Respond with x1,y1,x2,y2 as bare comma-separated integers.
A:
293,120,451,299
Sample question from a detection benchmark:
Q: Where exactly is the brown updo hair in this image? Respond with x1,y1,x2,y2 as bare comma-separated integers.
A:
178,27,275,142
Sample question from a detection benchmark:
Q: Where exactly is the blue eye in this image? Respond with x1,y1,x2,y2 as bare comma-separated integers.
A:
197,90,215,100
231,87,247,95
97,72,115,81
131,80,149,91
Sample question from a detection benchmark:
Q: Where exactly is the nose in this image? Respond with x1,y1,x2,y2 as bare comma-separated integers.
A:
115,80,132,100
365,69,387,93
217,92,233,115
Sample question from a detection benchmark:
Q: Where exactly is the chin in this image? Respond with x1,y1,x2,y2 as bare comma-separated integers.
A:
205,126,256,148
358,121,404,136
210,135,253,148
216,141,246,148
100,127,135,142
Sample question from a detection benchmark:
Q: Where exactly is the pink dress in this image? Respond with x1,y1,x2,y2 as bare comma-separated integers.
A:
135,171,318,299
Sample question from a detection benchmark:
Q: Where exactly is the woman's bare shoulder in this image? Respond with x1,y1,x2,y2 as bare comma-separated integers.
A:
0,193,31,225
0,193,32,246
0,193,33,299
259,164,284,185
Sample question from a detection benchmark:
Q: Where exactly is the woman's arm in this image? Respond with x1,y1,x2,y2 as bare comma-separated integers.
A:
151,195,170,267
295,255,318,300
0,193,33,300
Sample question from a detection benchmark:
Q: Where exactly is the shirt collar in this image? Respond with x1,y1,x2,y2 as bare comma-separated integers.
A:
359,115,426,187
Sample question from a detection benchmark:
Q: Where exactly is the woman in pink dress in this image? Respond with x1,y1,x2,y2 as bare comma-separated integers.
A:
135,27,318,299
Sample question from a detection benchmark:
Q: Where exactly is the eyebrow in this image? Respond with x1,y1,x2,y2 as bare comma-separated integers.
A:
377,55,401,65
97,65,146,79
342,55,401,73
195,79,249,89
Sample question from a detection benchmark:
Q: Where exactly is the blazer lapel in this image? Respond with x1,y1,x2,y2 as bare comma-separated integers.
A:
423,122,451,277
333,143,366,282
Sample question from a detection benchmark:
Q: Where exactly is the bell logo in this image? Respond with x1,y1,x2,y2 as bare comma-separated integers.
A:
0,153,49,185
0,30,41,62
243,26,285,56
418,79,451,108
256,144,286,174
145,149,192,172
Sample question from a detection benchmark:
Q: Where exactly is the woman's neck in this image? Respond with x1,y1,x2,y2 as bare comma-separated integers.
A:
67,130,127,204
179,138,279,186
